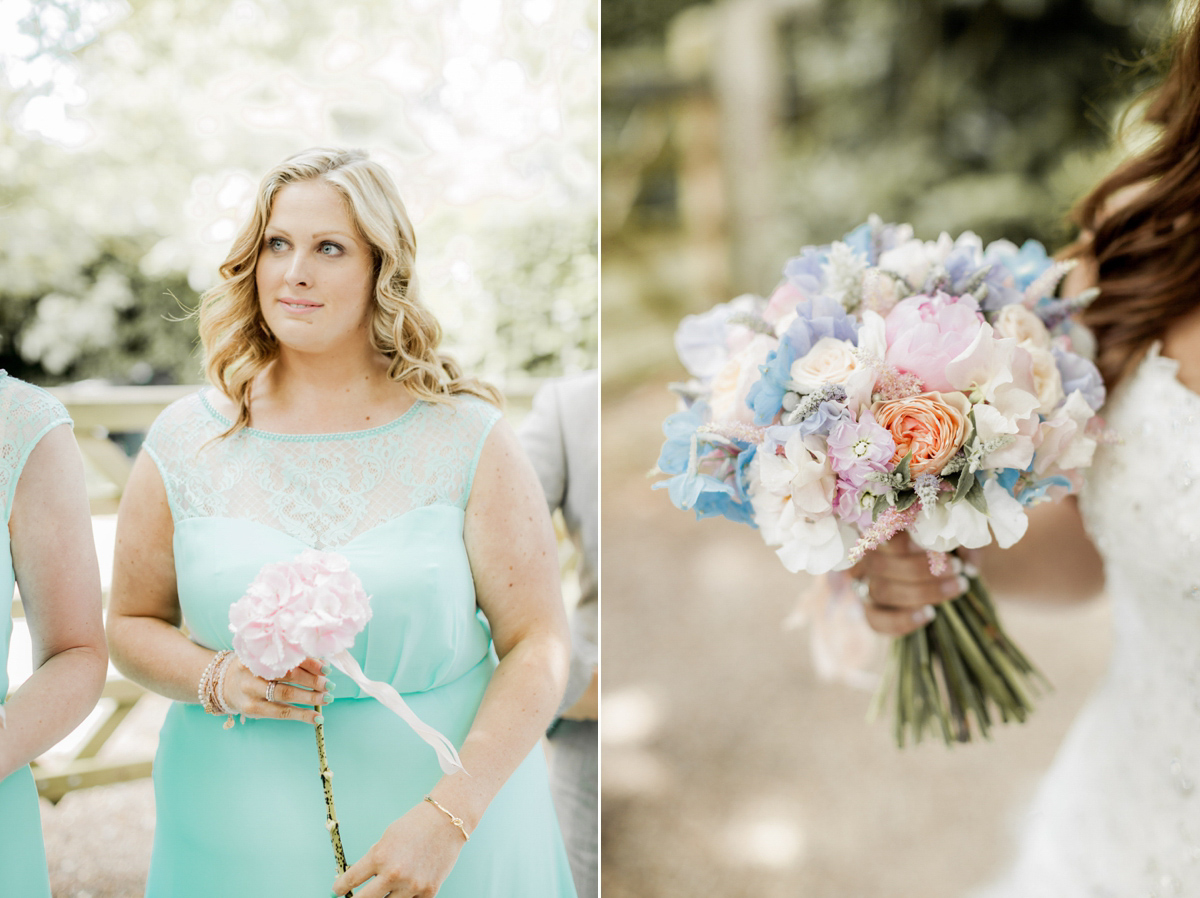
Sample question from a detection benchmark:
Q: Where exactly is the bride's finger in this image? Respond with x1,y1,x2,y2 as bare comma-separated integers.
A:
867,572,967,608
863,600,936,636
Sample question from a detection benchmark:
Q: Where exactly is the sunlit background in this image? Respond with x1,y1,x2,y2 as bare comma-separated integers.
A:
1,0,597,387
601,1,1170,896
1,2,596,895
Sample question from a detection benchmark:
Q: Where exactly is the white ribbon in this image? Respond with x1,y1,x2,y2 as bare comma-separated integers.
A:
329,649,466,776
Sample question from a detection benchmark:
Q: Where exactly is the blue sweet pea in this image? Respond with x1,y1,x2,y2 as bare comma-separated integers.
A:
654,469,733,510
1053,347,1106,412
841,222,875,264
994,239,1052,291
994,467,1023,493
1018,474,1073,506
656,402,710,475
745,296,859,426
797,401,851,438
783,246,828,284
745,344,797,426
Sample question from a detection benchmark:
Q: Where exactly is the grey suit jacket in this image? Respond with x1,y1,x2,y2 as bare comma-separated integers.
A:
518,371,598,714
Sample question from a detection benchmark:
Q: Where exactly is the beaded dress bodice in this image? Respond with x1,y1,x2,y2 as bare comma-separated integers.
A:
976,344,1200,897
143,390,502,699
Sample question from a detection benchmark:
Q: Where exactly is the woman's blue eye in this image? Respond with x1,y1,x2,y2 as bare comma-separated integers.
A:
266,237,287,251
320,242,343,255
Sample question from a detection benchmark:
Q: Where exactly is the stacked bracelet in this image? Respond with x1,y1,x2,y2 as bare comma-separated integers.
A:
198,650,237,727
424,795,470,842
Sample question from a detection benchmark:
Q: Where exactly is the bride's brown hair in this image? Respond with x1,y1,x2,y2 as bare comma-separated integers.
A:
1074,3,1200,388
198,147,502,436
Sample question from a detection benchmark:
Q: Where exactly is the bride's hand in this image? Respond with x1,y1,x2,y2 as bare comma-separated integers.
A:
851,533,969,637
221,657,329,723
333,800,467,897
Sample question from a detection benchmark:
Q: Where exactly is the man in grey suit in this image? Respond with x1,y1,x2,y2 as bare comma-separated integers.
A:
518,370,598,898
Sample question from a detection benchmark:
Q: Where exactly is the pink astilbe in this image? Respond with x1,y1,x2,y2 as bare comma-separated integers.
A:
846,504,920,565
926,550,951,576
873,366,924,401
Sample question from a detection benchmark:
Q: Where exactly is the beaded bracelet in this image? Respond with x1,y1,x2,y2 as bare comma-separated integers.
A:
424,795,470,842
198,650,230,714
199,650,239,728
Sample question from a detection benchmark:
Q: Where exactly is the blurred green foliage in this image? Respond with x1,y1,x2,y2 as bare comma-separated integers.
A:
1,0,597,386
601,0,1173,382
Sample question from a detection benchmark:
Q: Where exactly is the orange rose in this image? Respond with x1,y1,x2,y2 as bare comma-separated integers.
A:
871,391,972,476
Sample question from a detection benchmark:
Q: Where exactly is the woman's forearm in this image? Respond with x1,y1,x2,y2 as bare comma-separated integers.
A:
974,496,1106,602
425,630,568,831
107,614,219,704
0,643,107,781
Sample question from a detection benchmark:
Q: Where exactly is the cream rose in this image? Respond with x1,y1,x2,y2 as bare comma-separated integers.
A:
1027,347,1065,415
789,336,860,393
994,304,1051,350
709,335,775,424
871,391,972,476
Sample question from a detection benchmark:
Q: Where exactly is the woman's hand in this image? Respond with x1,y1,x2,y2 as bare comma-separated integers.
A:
332,799,466,897
221,657,329,724
851,533,968,637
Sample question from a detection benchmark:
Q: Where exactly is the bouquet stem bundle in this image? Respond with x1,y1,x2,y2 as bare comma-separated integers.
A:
870,575,1048,746
314,712,352,895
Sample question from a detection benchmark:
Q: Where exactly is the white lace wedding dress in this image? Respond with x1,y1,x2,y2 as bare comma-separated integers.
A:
975,343,1200,897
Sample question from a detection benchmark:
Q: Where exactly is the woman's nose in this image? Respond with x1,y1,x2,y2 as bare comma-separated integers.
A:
285,252,311,287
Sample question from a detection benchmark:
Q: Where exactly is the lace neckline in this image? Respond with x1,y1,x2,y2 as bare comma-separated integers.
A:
198,389,425,442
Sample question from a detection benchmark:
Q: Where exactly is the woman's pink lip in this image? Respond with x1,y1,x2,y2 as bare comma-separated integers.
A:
279,297,323,310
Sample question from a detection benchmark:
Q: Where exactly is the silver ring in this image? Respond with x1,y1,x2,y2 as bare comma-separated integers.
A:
850,577,871,603
265,680,278,703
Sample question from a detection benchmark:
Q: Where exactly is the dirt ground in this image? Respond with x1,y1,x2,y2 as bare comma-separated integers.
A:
600,377,1112,898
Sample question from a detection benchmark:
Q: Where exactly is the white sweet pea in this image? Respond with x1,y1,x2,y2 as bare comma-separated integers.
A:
910,492,992,552
674,293,761,381
1034,390,1097,476
844,310,886,413
775,512,856,575
982,479,1029,548
910,478,1029,552
758,433,836,518
945,322,1020,403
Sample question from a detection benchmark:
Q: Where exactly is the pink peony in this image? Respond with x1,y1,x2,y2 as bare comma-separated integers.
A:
884,292,984,392
229,550,373,680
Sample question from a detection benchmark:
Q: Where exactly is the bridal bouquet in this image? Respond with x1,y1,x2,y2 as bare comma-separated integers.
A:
656,217,1106,745
229,549,466,884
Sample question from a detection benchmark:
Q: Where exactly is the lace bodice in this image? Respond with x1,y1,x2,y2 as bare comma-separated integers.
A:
144,390,500,549
976,344,1200,897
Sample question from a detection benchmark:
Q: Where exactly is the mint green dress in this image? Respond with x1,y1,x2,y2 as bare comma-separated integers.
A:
141,390,576,897
0,374,72,898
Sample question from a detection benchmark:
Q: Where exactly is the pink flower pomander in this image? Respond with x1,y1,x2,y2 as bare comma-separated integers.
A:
229,550,373,680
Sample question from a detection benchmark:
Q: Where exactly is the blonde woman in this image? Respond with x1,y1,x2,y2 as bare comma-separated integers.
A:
107,148,576,897
0,375,106,897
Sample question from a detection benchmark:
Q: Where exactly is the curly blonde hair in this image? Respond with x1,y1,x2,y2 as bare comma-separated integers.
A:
197,147,502,436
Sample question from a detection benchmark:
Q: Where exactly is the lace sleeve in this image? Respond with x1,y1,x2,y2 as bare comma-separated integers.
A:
140,390,217,522
0,374,73,523
458,397,503,509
